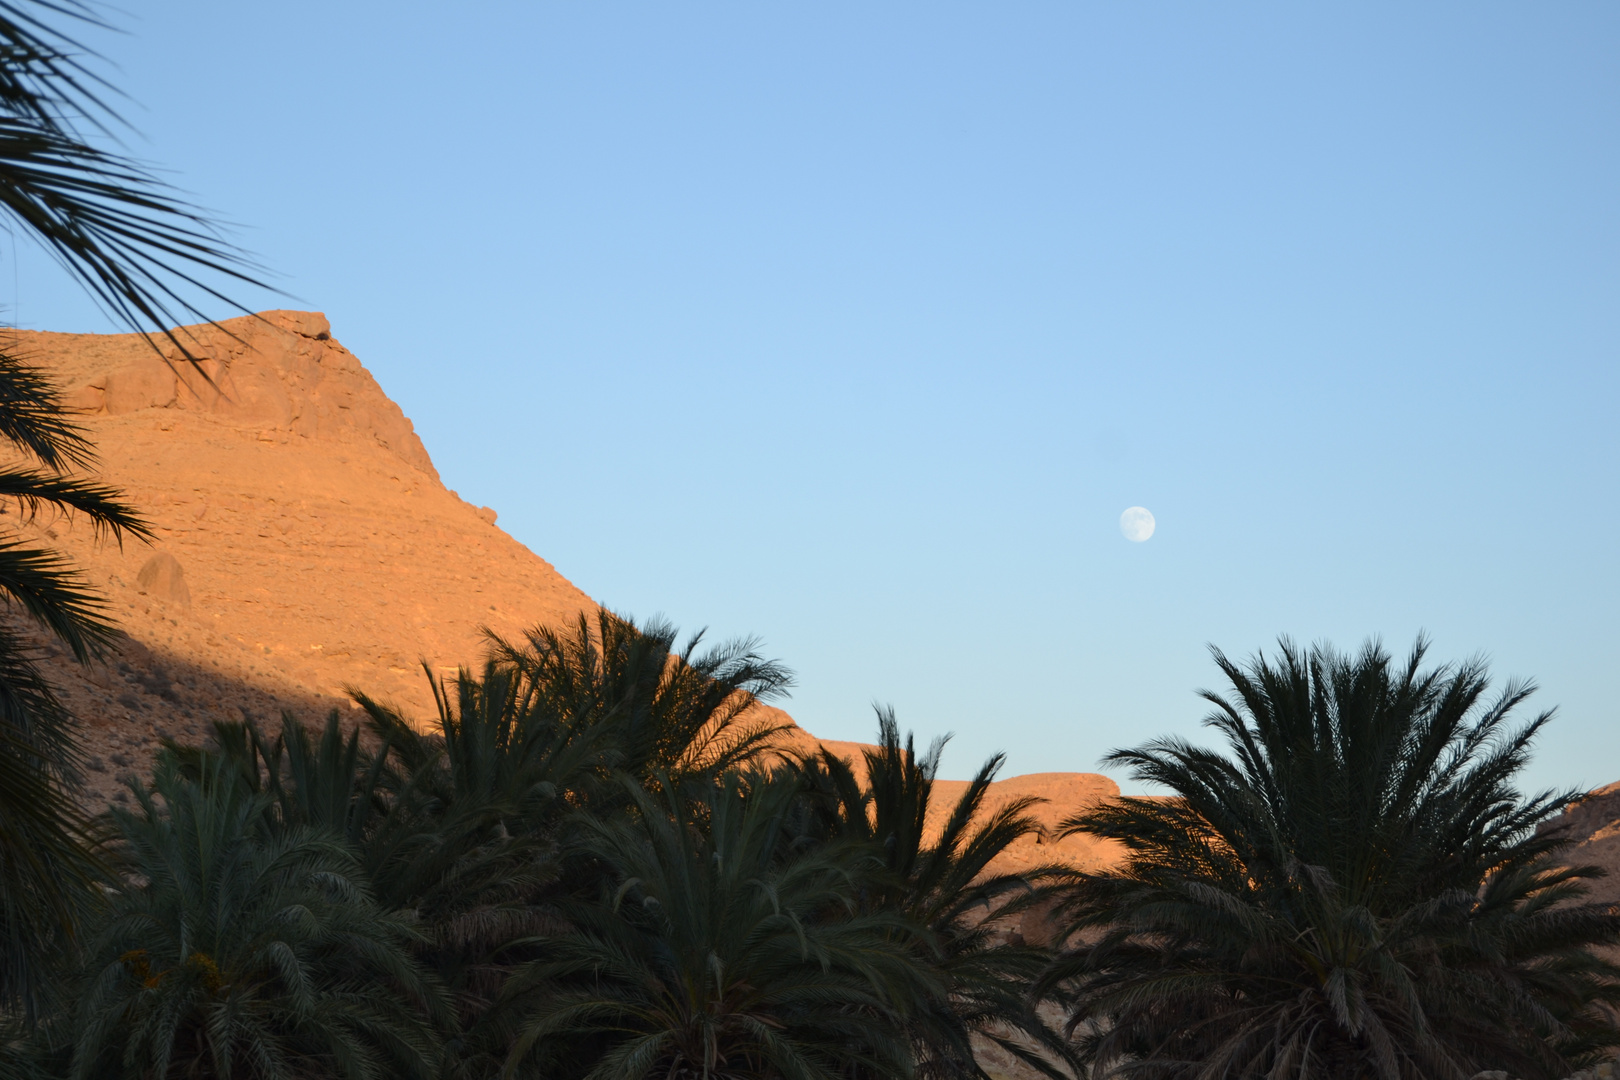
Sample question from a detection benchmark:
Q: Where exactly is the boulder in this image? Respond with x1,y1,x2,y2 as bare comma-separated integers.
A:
135,552,191,607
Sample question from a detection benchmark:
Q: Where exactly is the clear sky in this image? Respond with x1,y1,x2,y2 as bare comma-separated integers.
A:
13,3,1618,792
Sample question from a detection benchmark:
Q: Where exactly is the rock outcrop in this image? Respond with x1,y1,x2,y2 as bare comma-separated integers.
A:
1545,781,1620,906
134,551,191,606
58,310,435,475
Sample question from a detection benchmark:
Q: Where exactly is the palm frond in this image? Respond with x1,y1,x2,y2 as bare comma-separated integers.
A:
0,465,149,541
0,535,119,660
0,350,98,469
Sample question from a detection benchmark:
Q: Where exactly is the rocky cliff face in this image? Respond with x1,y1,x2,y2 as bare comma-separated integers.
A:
7,312,594,805
56,310,437,476
10,311,1132,846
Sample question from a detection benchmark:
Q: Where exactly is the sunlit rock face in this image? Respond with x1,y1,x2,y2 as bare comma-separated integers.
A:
11,312,593,805
17,311,1137,856
1545,781,1620,907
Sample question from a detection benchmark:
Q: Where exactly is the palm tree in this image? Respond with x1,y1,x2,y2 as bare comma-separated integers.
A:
0,0,267,1016
0,352,150,1016
166,611,793,1071
799,710,1076,1080
0,1,266,335
352,610,795,1067
70,752,447,1080
337,608,793,933
345,608,794,854
1043,637,1620,1080
481,607,794,801
497,769,937,1080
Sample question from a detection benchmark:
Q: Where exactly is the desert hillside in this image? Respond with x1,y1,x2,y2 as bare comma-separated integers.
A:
8,312,597,804
7,311,1134,856
6,312,1619,1080
1546,781,1620,906
12,310,1614,899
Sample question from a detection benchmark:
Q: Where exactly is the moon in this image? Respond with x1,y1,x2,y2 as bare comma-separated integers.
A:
1119,506,1156,542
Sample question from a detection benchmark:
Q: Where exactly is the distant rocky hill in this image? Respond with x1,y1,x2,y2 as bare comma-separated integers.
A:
1546,781,1620,906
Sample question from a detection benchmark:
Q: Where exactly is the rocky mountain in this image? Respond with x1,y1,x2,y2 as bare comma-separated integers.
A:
9,311,596,805
7,311,1133,851
1547,780,1620,906
12,308,1614,914
8,311,1618,1080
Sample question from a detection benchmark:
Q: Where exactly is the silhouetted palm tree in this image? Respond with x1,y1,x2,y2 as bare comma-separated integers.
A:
0,351,148,1016
337,609,791,922
0,0,268,1017
163,611,797,1070
801,711,1075,1079
359,611,792,1059
70,753,446,1080
0,1,265,334
344,609,792,850
497,770,935,1080
1044,637,1620,1080
482,608,794,799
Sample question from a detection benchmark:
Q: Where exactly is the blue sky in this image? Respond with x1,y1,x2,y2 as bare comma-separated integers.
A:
15,3,1618,791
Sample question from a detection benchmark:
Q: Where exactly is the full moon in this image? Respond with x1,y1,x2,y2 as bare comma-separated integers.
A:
1120,506,1156,542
